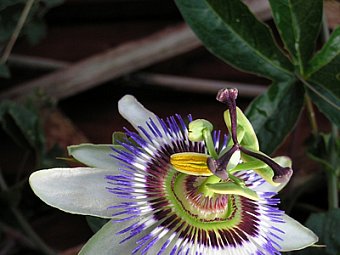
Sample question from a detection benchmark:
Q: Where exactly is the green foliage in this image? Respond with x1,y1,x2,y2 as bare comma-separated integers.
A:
268,0,323,72
246,78,304,154
305,27,340,127
0,63,10,78
307,132,340,176
176,0,339,154
0,99,66,168
0,100,65,254
0,100,44,153
296,209,340,255
0,0,64,78
175,0,293,82
0,0,62,44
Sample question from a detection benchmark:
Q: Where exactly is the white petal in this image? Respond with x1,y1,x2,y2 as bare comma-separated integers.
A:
254,156,292,193
29,167,118,218
79,217,148,255
118,95,158,131
67,143,121,170
275,214,318,251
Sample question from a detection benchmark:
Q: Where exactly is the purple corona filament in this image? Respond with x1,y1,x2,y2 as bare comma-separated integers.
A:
108,113,285,254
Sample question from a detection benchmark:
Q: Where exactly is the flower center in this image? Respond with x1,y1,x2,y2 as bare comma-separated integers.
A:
165,168,241,224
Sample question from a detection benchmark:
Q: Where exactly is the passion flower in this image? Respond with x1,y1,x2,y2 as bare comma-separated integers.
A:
29,91,317,255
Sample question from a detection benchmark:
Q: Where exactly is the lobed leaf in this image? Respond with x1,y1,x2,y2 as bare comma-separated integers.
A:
269,0,323,72
306,26,340,95
306,81,340,127
175,0,294,81
245,78,305,154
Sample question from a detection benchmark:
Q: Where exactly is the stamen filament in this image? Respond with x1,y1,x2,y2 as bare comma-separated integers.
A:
203,128,219,159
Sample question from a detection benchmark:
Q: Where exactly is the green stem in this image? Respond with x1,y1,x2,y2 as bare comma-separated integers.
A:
321,10,338,210
328,124,339,209
0,0,35,64
304,94,318,135
0,170,56,255
327,170,338,209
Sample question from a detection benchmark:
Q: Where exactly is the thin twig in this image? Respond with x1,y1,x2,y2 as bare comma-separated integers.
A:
0,170,56,255
0,0,35,64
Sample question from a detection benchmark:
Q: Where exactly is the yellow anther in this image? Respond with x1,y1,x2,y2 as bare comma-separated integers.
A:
170,152,213,176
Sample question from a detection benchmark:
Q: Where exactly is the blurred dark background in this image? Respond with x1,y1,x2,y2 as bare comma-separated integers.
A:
0,0,339,254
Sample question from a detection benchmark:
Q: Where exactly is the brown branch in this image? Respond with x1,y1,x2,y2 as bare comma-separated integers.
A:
0,24,201,101
133,73,266,97
8,54,69,71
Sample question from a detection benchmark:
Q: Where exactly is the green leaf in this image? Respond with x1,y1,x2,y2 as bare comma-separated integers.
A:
306,81,340,127
268,0,323,72
306,26,340,95
0,101,44,151
297,209,340,255
0,63,10,78
307,133,339,172
245,78,305,154
23,19,46,45
175,0,293,81
304,27,340,126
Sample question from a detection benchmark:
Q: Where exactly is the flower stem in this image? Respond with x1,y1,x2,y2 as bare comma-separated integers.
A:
0,0,35,64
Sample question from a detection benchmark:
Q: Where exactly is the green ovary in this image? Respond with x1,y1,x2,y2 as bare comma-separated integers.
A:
165,168,243,231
